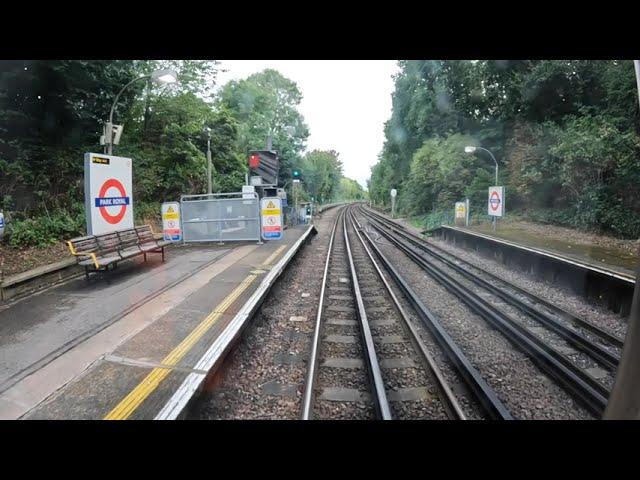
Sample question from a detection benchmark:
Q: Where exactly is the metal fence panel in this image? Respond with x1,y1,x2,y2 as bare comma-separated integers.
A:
181,192,260,243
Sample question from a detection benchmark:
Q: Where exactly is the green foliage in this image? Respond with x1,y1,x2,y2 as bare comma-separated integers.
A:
369,60,640,238
218,69,310,183
302,150,343,203
336,177,367,201
0,61,340,251
7,206,85,248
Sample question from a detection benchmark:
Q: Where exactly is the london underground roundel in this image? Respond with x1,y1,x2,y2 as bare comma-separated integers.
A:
96,178,130,224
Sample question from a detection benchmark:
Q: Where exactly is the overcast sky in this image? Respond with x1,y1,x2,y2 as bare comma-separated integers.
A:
215,60,400,189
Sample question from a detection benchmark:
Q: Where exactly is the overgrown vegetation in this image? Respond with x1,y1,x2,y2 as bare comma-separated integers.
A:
369,60,640,239
0,61,358,248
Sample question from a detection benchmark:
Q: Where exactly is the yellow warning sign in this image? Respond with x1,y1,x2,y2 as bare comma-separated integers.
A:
266,200,276,209
167,206,174,213
262,208,281,215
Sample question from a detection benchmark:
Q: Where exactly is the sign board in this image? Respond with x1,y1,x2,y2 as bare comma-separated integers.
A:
488,186,504,217
390,189,397,198
454,202,466,227
84,153,134,235
0,212,4,240
260,197,283,240
162,202,182,241
242,185,256,199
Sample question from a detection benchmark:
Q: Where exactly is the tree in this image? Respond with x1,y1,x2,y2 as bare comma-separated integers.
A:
302,149,343,203
0,60,141,207
368,59,640,238
218,69,310,184
336,177,367,201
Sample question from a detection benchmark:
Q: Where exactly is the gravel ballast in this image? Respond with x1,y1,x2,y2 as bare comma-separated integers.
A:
355,209,595,420
189,209,341,420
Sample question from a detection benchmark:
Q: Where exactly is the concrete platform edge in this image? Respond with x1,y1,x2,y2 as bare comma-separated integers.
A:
439,224,635,283
155,224,317,420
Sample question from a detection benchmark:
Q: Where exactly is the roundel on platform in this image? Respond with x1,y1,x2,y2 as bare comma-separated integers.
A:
95,178,130,224
489,191,501,211
85,153,134,235
487,186,504,217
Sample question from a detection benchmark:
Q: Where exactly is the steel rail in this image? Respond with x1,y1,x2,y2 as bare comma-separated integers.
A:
347,209,467,419
343,209,392,419
366,215,608,416
362,208,621,369
301,207,343,419
353,211,513,419
362,206,624,349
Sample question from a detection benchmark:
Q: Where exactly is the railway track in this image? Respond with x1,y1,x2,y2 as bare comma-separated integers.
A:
358,205,618,417
301,205,513,420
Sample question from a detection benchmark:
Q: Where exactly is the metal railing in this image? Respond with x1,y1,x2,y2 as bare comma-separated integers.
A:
180,192,261,243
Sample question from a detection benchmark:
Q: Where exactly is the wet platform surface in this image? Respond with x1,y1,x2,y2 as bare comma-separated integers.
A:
0,225,313,419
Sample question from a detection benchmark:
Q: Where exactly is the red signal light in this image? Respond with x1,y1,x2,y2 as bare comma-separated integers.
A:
249,153,260,169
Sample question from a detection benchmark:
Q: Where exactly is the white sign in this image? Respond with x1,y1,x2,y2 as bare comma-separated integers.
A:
162,202,181,241
260,197,283,240
488,186,504,217
84,153,134,235
390,188,397,198
455,202,466,219
242,185,256,199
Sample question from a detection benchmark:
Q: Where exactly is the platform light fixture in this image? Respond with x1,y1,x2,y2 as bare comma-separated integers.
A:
103,68,179,154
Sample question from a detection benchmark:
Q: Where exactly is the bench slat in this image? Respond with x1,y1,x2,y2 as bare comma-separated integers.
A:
69,225,166,274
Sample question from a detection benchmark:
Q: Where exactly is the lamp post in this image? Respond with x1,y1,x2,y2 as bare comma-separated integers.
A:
465,145,499,231
104,68,178,155
206,127,213,195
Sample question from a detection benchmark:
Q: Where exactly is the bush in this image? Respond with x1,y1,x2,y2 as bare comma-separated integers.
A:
7,208,85,248
135,201,162,228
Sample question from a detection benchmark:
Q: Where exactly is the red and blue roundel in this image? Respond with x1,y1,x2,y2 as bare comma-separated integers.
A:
95,178,130,225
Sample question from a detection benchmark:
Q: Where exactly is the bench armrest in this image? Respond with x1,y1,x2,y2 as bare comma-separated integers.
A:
67,241,100,269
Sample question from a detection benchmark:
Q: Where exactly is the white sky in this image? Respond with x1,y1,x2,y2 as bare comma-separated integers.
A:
215,60,400,189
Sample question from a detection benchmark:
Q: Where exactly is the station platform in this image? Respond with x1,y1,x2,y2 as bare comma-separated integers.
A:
0,224,315,420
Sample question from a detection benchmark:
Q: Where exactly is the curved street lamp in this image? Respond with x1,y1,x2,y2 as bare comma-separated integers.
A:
465,145,500,231
104,68,178,154
464,145,498,185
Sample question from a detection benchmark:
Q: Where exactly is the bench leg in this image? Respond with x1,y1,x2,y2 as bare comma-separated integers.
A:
85,267,90,281
144,253,147,262
162,247,165,262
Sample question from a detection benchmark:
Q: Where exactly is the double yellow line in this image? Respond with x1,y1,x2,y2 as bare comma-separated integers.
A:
104,245,287,420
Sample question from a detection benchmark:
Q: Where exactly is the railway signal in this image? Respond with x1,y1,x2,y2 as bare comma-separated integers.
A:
248,150,279,186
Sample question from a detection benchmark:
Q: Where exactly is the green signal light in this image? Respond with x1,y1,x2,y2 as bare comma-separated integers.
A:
293,170,300,177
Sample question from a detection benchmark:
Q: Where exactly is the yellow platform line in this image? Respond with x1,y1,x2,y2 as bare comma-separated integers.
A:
262,245,287,267
104,275,257,420
103,241,289,420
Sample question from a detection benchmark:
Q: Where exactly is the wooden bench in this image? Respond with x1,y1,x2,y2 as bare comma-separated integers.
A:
67,225,172,280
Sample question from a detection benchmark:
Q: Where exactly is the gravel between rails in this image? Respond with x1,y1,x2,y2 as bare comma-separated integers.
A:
188,209,341,420
376,224,618,390
424,236,630,339
346,217,449,420
355,210,594,420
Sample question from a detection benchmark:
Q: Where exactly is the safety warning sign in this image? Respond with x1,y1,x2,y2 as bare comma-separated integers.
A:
260,197,283,240
162,202,182,241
